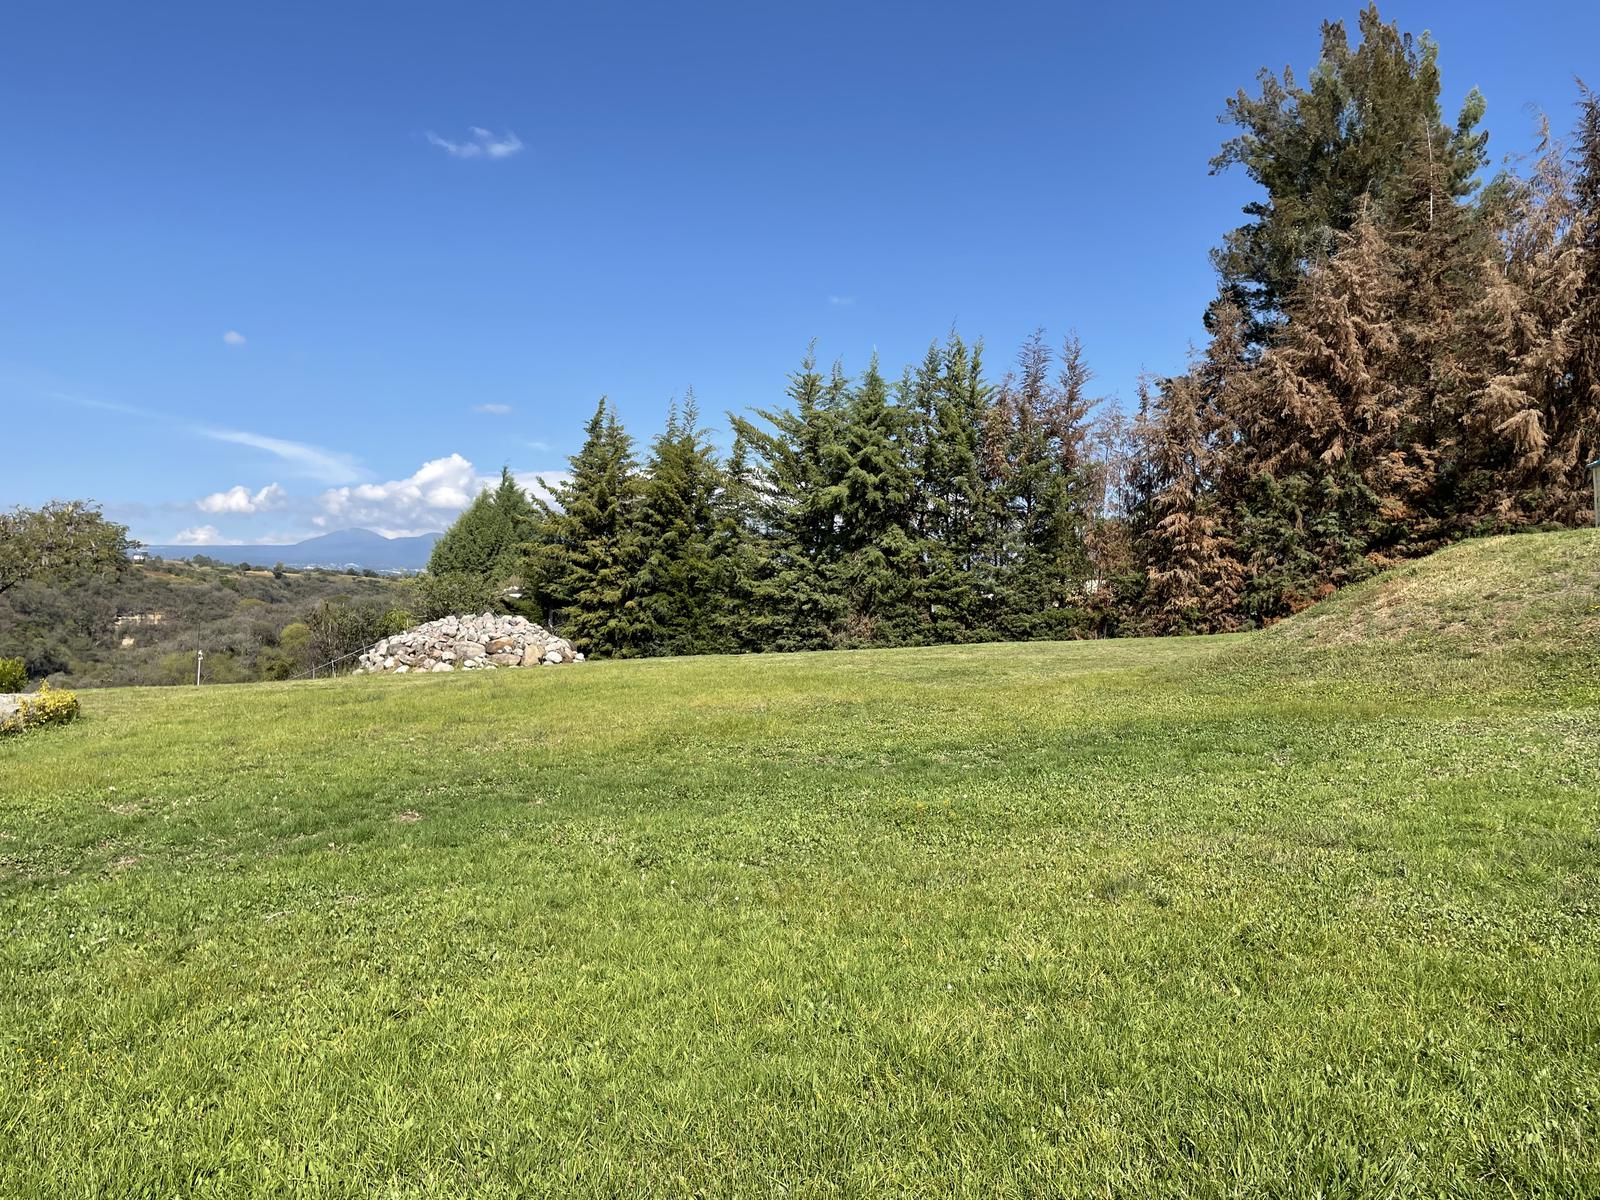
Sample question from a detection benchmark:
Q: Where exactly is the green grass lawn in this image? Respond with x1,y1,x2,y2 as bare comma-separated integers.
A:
4,532,1599,1198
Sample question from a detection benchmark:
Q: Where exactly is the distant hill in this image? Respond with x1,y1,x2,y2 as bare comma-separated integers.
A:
144,528,442,573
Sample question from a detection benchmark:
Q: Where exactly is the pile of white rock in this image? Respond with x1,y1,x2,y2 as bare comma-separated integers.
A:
352,613,583,676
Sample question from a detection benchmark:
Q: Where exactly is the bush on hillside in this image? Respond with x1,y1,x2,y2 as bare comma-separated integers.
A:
414,572,500,623
0,681,79,734
0,656,25,693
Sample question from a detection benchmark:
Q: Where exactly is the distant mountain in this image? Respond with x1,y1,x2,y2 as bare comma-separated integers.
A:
144,528,442,573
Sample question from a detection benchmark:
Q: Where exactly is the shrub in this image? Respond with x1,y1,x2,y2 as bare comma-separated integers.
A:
0,681,80,735
0,657,24,693
414,572,500,622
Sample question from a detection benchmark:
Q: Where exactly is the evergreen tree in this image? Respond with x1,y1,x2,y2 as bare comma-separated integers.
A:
1456,118,1596,529
428,467,538,585
828,354,922,643
986,331,1100,637
527,399,646,656
427,491,498,578
709,431,766,651
729,345,847,649
634,392,729,655
916,332,991,638
1212,4,1488,345
1571,84,1600,486
1241,216,1416,614
1141,370,1245,634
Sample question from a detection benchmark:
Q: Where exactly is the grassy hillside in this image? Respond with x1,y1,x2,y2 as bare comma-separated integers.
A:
1222,527,1600,699
0,558,411,688
3,533,1598,1197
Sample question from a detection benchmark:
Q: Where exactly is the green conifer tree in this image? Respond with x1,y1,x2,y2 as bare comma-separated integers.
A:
828,354,922,644
729,345,847,648
634,392,729,655
1212,4,1488,345
527,399,645,656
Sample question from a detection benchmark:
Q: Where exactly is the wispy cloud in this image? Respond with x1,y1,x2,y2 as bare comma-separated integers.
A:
52,393,361,487
222,330,247,348
196,482,287,515
425,127,524,159
472,403,514,415
201,429,365,485
828,295,856,307
52,392,159,419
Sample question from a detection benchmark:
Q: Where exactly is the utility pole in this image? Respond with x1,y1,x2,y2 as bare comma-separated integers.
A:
195,646,204,686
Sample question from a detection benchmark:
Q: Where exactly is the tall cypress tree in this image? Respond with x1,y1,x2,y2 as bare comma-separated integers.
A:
527,399,645,656
635,392,729,655
986,331,1101,637
1141,369,1245,634
428,490,500,579
828,354,922,643
916,332,991,638
729,345,847,649
428,466,538,586
1212,4,1488,346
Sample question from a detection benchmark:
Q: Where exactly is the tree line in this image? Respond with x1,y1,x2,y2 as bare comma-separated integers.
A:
434,6,1599,655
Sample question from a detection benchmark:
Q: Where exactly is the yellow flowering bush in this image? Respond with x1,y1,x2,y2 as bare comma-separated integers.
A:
0,681,80,735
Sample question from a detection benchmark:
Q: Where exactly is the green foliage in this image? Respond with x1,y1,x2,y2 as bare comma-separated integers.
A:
0,656,25,693
0,559,410,688
303,598,412,672
526,399,648,656
634,393,733,655
1211,3,1488,342
412,572,500,623
0,499,136,597
430,467,541,582
0,680,79,734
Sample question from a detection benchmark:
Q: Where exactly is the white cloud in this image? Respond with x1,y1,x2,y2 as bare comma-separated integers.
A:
196,482,287,515
318,453,490,530
171,525,224,545
828,295,856,307
222,330,247,347
316,454,565,533
472,403,514,415
425,127,524,159
201,429,365,485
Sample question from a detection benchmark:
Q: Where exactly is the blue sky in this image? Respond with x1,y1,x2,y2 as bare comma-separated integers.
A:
4,1,1596,545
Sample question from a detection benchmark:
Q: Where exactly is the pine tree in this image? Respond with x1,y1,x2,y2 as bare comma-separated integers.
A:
916,332,991,638
428,467,538,585
828,354,922,643
728,345,846,648
634,392,729,655
428,490,500,578
985,331,1100,637
1141,369,1245,634
709,431,765,651
1571,84,1600,489
1241,215,1416,613
527,399,645,656
1212,4,1488,346
1454,117,1596,529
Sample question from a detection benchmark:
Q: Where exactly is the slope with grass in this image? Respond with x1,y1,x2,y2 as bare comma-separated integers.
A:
2,531,1598,1198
